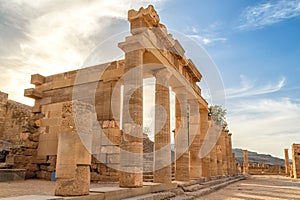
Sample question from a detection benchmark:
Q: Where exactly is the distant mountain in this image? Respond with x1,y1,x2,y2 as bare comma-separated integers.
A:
233,148,285,166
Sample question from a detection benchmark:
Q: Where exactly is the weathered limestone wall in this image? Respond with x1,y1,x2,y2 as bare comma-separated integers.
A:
0,92,8,137
24,61,125,183
0,91,43,178
0,91,32,144
292,144,300,179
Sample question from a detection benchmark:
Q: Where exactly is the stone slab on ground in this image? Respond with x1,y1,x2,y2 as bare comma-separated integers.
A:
122,192,176,200
90,182,177,200
0,169,26,182
0,195,63,200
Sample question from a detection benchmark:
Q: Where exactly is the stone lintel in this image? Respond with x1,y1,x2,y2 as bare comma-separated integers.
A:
24,88,42,99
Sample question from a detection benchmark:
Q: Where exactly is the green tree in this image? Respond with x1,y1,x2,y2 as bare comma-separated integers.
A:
208,105,228,129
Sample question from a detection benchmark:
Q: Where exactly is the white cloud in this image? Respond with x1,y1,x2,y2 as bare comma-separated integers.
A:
239,0,300,30
227,98,300,158
185,25,227,45
226,75,285,99
188,34,227,45
0,0,167,105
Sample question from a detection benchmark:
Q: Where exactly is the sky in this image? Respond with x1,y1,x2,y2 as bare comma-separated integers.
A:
0,0,300,158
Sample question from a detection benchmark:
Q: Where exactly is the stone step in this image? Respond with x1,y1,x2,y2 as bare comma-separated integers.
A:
199,177,232,187
169,195,194,200
182,184,203,192
176,179,202,188
185,175,245,198
122,191,176,200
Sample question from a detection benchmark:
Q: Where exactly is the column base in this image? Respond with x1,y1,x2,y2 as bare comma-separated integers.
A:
55,165,90,196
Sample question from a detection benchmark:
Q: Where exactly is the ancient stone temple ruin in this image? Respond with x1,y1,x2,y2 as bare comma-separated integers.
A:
0,5,239,196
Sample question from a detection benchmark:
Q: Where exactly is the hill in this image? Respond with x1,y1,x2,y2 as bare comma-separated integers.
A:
233,148,285,166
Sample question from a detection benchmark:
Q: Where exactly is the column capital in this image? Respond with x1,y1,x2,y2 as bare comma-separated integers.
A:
154,68,172,87
173,86,187,95
154,68,172,81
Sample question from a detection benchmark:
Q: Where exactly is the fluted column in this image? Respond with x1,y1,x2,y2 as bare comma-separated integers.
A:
153,69,172,183
119,50,144,187
220,130,228,175
199,107,210,178
209,145,218,177
189,99,201,179
228,133,233,175
225,132,231,175
232,153,237,175
216,134,223,176
174,88,190,181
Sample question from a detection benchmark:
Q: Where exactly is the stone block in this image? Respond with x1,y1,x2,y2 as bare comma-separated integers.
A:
55,165,90,196
56,164,76,179
31,74,45,85
119,169,143,188
38,133,58,156
0,169,26,182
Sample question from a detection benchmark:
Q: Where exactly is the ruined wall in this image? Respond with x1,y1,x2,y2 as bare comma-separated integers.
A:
0,91,32,144
0,91,44,178
247,163,285,175
23,62,125,182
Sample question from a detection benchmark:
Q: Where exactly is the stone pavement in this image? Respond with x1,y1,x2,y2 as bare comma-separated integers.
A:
201,175,300,200
0,175,245,200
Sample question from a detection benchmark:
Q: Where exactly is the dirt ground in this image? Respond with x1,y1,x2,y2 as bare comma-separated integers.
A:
201,175,300,200
0,175,299,199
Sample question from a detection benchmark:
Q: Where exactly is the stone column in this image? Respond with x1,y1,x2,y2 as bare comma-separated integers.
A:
216,134,223,176
232,153,236,175
119,50,144,187
284,148,290,176
174,89,190,181
225,132,231,175
228,133,233,175
153,69,172,183
209,143,218,177
292,144,300,179
199,107,210,178
243,150,249,174
220,130,228,175
55,101,92,196
189,100,201,179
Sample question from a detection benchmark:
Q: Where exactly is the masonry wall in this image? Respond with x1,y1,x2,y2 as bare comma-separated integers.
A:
0,92,32,144
0,91,44,178
23,62,125,182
